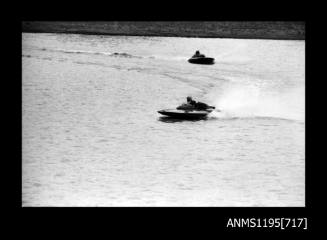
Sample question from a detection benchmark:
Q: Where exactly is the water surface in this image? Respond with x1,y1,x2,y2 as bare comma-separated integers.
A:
22,33,305,206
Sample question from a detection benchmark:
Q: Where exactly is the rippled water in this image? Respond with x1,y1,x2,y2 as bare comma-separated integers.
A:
22,33,305,206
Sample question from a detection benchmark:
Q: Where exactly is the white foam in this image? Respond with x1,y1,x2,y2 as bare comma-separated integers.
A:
210,84,304,122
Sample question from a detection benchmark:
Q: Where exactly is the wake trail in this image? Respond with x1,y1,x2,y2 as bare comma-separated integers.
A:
207,83,304,122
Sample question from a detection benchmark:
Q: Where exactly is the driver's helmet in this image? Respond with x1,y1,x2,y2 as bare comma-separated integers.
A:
187,96,193,102
195,50,200,54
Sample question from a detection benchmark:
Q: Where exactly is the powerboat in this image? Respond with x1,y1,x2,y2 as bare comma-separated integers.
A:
158,109,213,119
188,57,215,65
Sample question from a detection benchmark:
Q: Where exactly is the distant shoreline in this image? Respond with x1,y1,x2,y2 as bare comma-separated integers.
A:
22,30,305,41
22,21,305,40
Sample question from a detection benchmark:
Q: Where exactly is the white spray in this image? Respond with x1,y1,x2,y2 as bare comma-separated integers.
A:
208,83,304,122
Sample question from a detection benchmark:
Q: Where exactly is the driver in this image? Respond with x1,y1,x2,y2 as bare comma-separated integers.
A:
187,96,215,110
186,96,196,106
192,50,205,58
177,96,215,111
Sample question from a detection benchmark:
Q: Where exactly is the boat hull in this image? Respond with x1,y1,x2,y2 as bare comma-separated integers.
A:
158,109,212,119
188,57,215,65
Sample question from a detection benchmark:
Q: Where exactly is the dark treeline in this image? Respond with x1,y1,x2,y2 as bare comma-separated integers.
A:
22,21,305,40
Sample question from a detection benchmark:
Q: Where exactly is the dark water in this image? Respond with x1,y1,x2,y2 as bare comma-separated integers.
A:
22,33,305,206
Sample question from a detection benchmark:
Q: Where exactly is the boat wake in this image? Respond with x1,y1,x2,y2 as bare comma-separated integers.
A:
33,47,193,62
206,84,304,123
207,110,301,123
36,47,143,59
